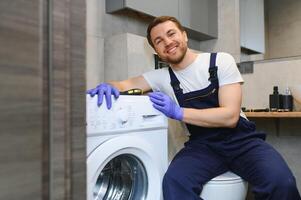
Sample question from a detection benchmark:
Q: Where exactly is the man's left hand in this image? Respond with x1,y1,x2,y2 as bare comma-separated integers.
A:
148,91,183,121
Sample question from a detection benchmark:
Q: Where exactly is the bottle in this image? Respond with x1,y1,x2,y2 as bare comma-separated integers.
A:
269,86,282,111
282,87,293,111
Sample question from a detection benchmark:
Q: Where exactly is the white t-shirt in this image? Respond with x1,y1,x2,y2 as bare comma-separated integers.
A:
143,52,245,135
143,52,244,102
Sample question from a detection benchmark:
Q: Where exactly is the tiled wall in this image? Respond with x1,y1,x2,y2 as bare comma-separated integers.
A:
242,57,301,109
104,33,155,81
86,0,104,88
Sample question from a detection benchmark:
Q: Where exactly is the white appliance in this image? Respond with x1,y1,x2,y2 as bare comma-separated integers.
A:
86,95,168,200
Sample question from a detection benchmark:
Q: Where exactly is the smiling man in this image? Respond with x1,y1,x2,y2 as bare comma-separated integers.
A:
148,20,190,67
87,16,301,200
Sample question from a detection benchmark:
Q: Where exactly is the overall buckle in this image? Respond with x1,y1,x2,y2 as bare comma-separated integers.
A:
208,66,218,81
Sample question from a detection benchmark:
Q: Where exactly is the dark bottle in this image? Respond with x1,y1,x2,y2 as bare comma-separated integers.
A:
269,86,282,111
282,87,293,111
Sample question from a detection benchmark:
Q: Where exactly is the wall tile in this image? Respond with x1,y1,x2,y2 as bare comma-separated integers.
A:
86,36,104,88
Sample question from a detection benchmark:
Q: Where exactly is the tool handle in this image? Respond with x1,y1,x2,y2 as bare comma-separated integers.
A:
120,88,143,95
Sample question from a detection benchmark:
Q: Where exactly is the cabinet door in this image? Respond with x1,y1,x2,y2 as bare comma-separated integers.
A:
179,0,218,39
127,0,178,17
240,0,265,53
106,0,178,18
0,1,43,199
0,1,86,199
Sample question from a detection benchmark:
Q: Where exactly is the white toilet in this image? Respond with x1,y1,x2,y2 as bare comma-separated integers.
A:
200,171,248,200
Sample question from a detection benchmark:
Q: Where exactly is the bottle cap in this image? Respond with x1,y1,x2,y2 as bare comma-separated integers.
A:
273,86,279,94
285,87,291,95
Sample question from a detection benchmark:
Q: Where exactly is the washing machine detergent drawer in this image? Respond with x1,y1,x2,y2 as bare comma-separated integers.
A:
86,95,168,136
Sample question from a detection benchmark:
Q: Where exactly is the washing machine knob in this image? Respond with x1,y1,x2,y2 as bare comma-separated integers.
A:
117,108,129,124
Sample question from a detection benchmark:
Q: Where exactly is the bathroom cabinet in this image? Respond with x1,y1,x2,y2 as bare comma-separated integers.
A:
0,0,86,199
106,0,218,40
179,0,218,40
106,0,178,18
240,0,265,53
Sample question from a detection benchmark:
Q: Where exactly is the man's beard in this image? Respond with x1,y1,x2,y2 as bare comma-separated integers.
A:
161,44,188,65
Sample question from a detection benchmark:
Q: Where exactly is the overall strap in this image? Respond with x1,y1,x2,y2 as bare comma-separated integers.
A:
208,53,218,83
168,67,184,105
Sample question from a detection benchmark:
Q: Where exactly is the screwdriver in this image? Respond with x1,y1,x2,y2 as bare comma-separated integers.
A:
120,88,143,95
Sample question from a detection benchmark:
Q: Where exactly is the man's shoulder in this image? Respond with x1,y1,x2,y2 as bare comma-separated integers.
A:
143,67,169,78
217,52,234,59
153,67,169,73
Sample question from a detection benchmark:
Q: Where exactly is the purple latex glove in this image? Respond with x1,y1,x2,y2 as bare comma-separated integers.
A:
148,91,183,121
86,83,119,109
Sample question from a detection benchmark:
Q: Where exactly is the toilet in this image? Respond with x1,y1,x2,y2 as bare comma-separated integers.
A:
200,171,248,200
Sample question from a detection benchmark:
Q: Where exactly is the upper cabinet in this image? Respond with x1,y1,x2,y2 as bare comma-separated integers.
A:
106,0,218,41
240,0,265,54
106,0,179,19
179,0,218,40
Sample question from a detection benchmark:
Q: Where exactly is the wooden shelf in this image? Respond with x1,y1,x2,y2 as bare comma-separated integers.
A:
244,111,301,136
245,112,301,118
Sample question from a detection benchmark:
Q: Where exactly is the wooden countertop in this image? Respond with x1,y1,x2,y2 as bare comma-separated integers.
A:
244,112,301,118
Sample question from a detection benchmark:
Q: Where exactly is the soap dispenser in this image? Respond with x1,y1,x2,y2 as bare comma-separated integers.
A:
282,87,293,111
269,86,282,111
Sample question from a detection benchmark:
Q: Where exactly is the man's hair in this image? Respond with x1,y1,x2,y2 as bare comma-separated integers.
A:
147,16,185,48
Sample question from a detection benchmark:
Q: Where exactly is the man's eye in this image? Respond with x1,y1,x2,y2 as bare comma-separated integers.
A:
155,40,162,45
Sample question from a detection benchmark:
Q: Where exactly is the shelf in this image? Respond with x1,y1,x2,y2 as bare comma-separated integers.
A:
245,112,301,118
244,111,301,136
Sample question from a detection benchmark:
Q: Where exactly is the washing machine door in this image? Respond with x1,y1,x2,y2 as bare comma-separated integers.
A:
87,135,162,200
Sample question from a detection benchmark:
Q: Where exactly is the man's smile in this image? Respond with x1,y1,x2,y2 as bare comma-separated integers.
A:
165,44,178,54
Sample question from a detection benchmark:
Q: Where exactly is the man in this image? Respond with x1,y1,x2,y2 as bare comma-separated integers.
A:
87,16,301,200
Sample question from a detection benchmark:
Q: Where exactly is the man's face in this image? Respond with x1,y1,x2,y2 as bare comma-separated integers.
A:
150,21,188,65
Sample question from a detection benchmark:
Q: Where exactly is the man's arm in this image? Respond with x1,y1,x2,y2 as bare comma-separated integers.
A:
182,83,242,128
108,75,152,93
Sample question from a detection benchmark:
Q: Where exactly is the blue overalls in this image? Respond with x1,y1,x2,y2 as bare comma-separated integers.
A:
163,53,301,200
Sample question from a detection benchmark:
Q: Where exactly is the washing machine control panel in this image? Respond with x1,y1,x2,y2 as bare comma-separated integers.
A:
86,95,168,135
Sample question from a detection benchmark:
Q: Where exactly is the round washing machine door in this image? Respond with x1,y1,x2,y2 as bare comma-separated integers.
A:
87,135,162,200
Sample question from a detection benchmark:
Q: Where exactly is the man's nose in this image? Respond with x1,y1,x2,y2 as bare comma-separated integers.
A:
163,37,173,46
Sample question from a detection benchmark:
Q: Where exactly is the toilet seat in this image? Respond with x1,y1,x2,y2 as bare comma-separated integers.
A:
201,171,248,200
209,171,244,184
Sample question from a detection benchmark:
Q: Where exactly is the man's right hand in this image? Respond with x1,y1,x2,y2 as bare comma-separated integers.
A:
86,83,120,109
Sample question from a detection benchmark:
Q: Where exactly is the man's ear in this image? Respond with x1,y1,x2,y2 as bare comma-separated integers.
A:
153,47,160,57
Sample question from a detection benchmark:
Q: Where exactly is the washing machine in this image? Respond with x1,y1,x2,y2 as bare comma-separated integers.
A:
86,95,168,200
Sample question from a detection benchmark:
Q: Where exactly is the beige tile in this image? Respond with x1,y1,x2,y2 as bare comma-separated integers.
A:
242,57,301,108
86,0,101,36
86,36,104,89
